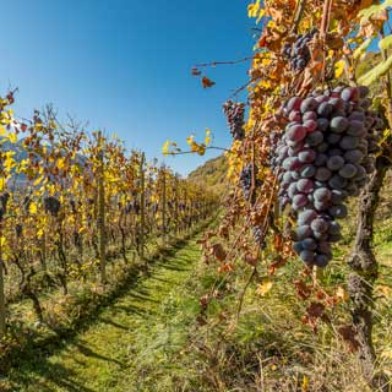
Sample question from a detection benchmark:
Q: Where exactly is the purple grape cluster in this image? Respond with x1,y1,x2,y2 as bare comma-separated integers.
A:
44,196,61,217
223,100,246,141
282,29,317,72
239,164,262,204
272,86,384,268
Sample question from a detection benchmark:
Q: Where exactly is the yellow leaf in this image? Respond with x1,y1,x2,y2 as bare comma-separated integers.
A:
204,128,212,146
57,157,66,170
29,202,38,215
0,178,5,192
0,126,6,136
302,375,309,392
162,140,171,156
247,0,261,18
33,176,44,187
256,278,273,296
7,132,17,144
334,60,345,78
37,228,44,239
0,237,5,247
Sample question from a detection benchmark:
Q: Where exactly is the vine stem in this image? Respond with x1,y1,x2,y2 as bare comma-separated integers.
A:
320,0,333,84
291,0,307,34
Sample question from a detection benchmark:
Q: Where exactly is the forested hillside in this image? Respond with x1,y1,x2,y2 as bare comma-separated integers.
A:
188,155,228,193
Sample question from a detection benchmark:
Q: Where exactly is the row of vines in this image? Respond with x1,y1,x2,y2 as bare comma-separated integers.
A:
0,93,217,348
169,0,392,390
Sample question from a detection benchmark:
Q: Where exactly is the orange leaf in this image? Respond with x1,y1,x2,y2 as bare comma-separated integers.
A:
202,76,215,88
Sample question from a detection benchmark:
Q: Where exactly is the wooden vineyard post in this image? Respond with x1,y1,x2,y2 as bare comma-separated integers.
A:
97,133,107,285
174,175,179,234
139,152,146,259
161,166,167,244
0,221,5,338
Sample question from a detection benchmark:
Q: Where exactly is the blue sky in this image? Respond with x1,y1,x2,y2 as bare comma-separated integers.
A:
0,0,254,175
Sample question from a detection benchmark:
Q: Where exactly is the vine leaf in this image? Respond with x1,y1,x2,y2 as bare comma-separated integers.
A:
378,35,392,51
202,76,215,88
358,53,392,86
334,60,345,78
256,278,273,296
210,243,226,262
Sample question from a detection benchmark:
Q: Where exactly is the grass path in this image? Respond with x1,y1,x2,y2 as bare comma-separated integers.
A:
6,236,205,392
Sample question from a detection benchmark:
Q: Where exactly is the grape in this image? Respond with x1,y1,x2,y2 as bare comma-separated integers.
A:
287,125,307,142
344,149,364,164
313,231,328,240
354,165,367,181
301,238,317,250
298,149,316,163
339,163,358,179
327,156,345,171
304,120,318,133
288,182,299,199
314,188,331,202
306,131,324,146
294,225,312,241
348,112,366,122
347,120,366,137
303,111,317,121
329,233,342,242
318,102,333,118
329,97,344,111
223,101,245,141
289,110,302,122
318,241,331,254
239,164,261,203
327,133,341,145
331,190,347,204
298,209,318,225
287,97,303,112
314,254,331,267
340,135,359,150
317,118,329,132
44,196,61,217
283,157,301,171
311,218,329,233
314,200,330,211
346,183,360,196
283,31,317,72
329,175,348,190
297,179,314,193
330,116,348,133
341,87,359,102
300,97,318,113
314,153,328,167
328,221,341,235
292,194,309,209
328,148,343,157
329,204,348,219
275,85,378,268
300,250,316,263
299,164,316,178
293,242,303,254
282,172,294,183
316,142,328,153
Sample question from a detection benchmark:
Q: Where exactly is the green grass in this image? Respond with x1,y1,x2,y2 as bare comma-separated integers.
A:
3,235,207,392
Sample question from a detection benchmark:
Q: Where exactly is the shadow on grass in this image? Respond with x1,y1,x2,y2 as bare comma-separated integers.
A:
2,217,216,391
